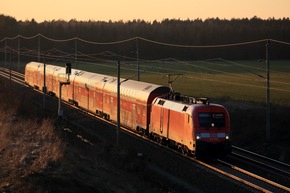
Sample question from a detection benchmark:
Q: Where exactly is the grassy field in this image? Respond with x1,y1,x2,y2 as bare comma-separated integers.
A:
14,59,290,107
72,59,290,107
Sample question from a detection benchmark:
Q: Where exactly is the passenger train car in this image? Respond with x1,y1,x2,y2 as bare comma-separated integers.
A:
25,61,231,156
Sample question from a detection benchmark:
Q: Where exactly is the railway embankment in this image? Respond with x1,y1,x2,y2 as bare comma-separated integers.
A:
0,75,288,192
0,77,172,193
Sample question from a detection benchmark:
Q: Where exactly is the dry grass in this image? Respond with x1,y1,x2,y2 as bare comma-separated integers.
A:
0,118,63,172
0,78,64,192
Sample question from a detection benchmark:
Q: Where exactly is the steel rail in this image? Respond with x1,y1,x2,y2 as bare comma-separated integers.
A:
231,151,290,177
0,69,27,86
217,159,290,193
0,67,25,79
232,145,290,168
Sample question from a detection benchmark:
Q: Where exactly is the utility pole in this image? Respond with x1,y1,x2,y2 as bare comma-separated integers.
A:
43,58,46,109
9,49,11,82
75,37,78,69
136,38,140,81
58,63,71,118
4,38,7,67
38,35,40,62
117,60,120,146
17,36,20,71
265,40,270,142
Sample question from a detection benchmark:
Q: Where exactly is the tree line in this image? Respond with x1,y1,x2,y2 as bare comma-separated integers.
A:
1,14,290,60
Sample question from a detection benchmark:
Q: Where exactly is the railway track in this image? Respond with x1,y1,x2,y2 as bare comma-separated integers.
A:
1,66,289,193
0,67,26,86
231,145,290,177
127,131,290,192
218,146,290,192
214,159,290,193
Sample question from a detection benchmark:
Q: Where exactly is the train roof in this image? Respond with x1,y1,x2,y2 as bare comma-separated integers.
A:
26,61,72,76
26,62,116,84
26,62,170,102
153,96,226,115
104,78,170,102
72,70,115,88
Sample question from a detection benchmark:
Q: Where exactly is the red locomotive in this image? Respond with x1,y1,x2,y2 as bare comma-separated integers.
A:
150,94,231,156
25,61,231,157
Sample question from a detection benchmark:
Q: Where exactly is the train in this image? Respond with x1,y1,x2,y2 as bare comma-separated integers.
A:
25,61,231,157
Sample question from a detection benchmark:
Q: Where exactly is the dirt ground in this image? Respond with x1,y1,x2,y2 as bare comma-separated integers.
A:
0,115,170,193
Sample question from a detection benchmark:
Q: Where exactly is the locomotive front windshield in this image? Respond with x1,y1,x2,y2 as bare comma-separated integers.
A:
198,113,225,128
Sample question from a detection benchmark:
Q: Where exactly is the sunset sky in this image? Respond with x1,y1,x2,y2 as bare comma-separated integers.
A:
1,0,290,22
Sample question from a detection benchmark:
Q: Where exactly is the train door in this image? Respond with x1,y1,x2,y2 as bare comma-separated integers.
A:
160,108,164,134
71,75,77,102
164,109,170,138
32,71,36,86
132,104,136,130
159,108,170,138
62,84,69,100
91,91,96,112
36,74,41,89
188,114,196,152
165,110,170,138
100,79,107,114
84,85,89,110
110,96,115,121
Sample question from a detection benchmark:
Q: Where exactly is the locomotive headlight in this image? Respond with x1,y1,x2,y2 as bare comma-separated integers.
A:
225,134,230,140
196,134,201,140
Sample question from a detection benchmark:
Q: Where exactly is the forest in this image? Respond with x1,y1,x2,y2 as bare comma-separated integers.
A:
1,14,290,60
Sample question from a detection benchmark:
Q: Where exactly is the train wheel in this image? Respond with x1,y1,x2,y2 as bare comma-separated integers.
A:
156,136,161,144
182,145,189,155
105,114,110,120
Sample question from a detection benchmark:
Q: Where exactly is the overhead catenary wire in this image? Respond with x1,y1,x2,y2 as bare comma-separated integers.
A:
137,37,268,48
1,34,290,94
1,34,290,47
270,39,290,46
2,44,290,88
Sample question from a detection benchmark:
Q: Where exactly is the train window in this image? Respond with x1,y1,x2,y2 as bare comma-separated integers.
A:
198,113,225,127
143,85,152,91
158,100,165,106
182,106,188,112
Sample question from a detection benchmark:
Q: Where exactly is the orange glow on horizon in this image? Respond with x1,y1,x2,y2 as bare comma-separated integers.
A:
1,0,290,22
